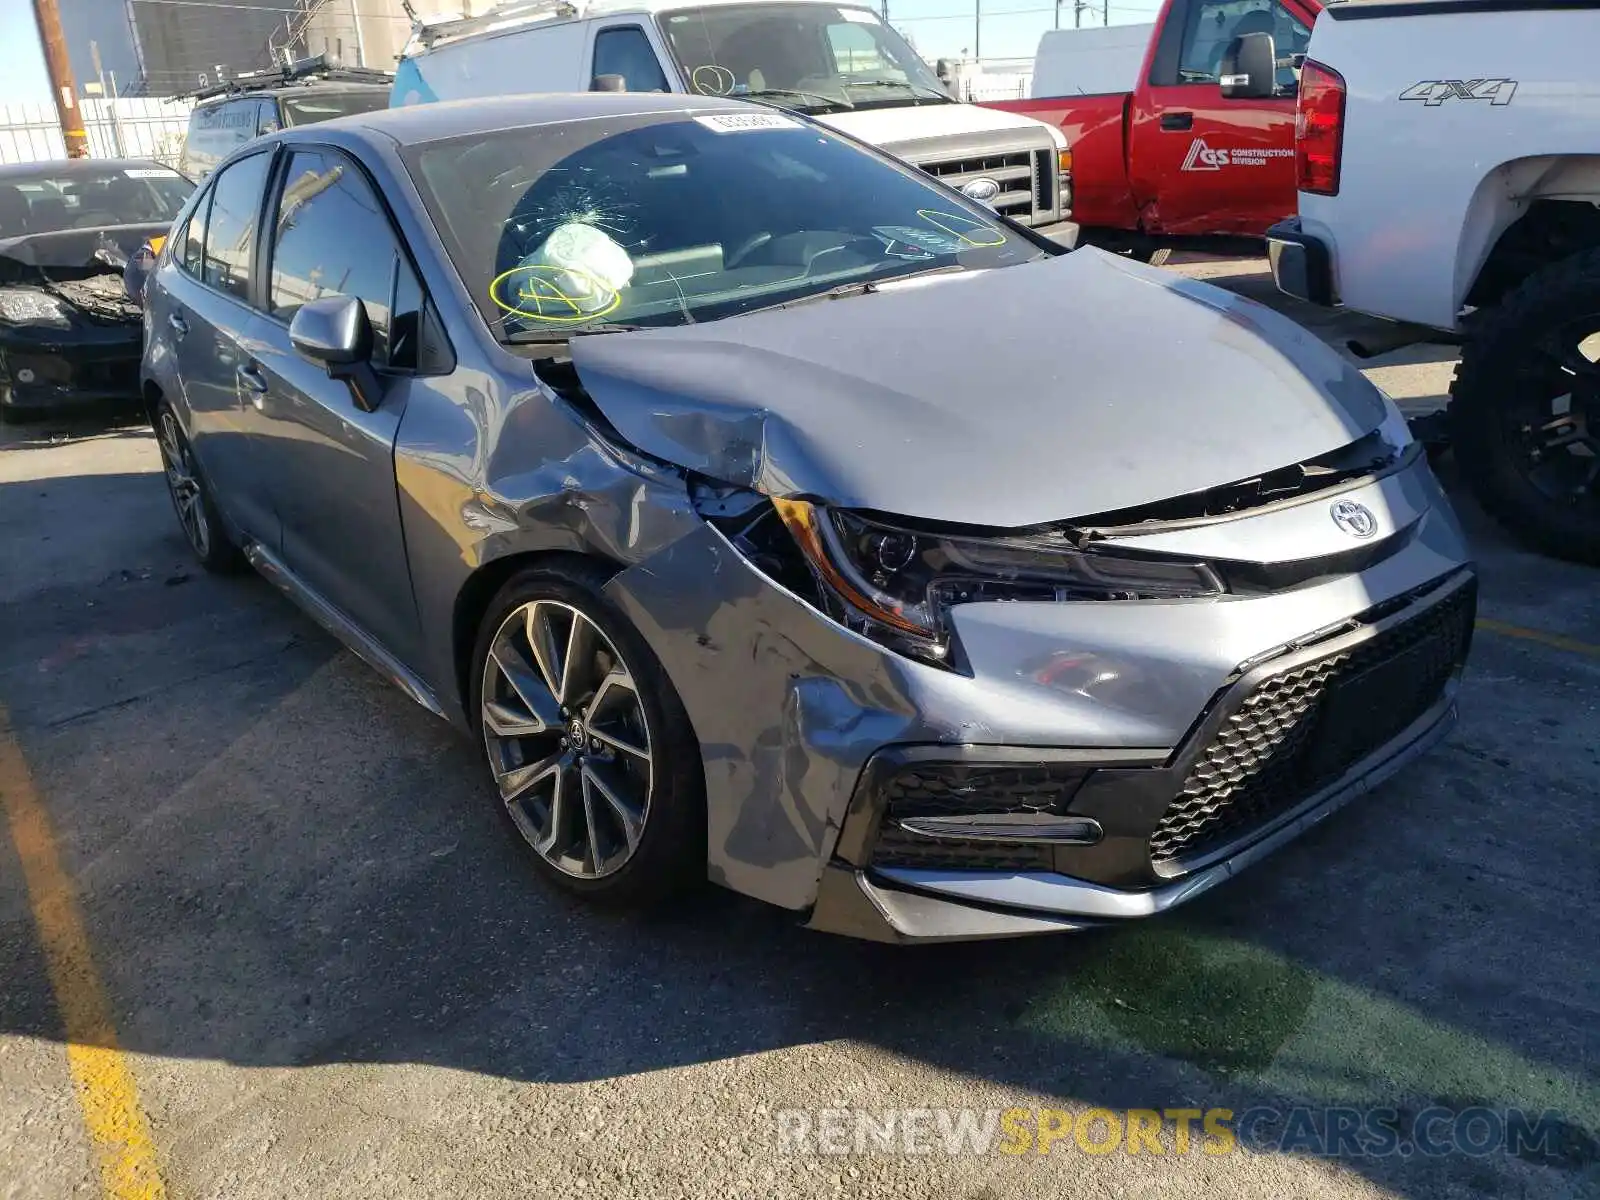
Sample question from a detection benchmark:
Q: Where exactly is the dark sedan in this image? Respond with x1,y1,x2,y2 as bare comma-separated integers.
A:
0,158,193,422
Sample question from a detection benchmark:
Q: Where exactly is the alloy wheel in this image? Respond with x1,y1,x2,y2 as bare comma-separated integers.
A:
480,599,654,879
1507,325,1600,510
157,410,211,558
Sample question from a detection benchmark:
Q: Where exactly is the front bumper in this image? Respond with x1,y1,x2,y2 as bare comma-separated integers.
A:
0,330,144,413
605,453,1474,942
809,570,1472,942
1267,217,1337,308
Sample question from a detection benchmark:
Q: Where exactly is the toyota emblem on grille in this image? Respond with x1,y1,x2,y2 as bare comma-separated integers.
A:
961,177,1002,206
1330,499,1379,539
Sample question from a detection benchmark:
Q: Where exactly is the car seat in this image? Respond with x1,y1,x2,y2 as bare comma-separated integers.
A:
27,195,70,232
0,185,29,234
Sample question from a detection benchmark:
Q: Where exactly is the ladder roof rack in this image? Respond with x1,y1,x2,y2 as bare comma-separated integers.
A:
406,0,587,51
184,53,393,101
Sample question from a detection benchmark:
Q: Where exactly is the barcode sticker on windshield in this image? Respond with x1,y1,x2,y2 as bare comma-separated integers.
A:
838,7,880,21
694,113,802,134
124,167,180,178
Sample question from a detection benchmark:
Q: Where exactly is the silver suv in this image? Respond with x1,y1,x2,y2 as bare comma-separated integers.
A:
141,93,1475,943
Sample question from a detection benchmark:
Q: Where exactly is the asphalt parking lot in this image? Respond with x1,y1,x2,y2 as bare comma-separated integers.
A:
2,256,1597,1200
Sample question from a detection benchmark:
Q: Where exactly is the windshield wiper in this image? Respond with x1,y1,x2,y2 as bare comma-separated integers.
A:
501,322,648,345
842,79,954,103
736,265,968,318
741,87,853,112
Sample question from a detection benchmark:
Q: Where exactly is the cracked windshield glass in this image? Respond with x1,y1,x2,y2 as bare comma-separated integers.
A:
405,112,1046,339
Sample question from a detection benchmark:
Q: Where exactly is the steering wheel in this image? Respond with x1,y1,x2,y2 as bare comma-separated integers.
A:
725,231,773,270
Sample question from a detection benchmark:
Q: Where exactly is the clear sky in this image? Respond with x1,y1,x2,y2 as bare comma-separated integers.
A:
2,0,53,103
888,0,1162,60
0,0,1165,103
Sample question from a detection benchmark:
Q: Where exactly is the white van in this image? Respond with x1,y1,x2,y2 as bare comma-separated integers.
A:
393,0,1072,239
1029,23,1153,99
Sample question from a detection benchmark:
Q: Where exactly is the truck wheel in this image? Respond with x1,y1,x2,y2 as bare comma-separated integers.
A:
1448,250,1600,565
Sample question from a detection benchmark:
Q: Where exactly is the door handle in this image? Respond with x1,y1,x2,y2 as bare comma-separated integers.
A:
1161,112,1194,131
167,312,188,339
236,363,268,395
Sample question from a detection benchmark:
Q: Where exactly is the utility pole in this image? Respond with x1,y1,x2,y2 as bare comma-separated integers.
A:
974,0,980,59
31,0,89,158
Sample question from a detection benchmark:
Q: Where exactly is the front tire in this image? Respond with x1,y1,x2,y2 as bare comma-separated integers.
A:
469,560,705,907
1449,250,1600,565
154,401,244,573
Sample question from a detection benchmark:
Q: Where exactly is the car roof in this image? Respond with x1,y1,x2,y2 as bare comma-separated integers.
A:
299,91,769,149
0,158,178,182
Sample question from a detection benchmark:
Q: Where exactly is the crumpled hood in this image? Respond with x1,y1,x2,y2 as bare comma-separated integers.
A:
568,249,1388,528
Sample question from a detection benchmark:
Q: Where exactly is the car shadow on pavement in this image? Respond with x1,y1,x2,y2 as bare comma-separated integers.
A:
0,467,1596,1200
0,406,148,450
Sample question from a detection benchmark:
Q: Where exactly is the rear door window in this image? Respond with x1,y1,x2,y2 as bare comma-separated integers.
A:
180,191,211,278
200,152,271,302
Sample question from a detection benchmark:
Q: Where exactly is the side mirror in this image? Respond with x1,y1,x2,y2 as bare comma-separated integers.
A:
289,295,383,412
1220,32,1278,100
591,73,627,92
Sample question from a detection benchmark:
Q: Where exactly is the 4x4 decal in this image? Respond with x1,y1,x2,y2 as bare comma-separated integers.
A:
1399,78,1518,106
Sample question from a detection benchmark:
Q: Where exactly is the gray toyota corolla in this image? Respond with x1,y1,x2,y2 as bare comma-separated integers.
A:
141,93,1475,942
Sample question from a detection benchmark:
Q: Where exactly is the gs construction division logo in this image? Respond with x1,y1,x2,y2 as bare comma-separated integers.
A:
1181,139,1295,171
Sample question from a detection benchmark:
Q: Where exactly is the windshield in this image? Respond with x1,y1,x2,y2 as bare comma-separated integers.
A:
0,166,193,237
282,90,389,127
405,111,1046,341
659,4,951,112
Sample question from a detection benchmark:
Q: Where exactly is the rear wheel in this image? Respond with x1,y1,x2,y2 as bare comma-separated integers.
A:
154,402,244,573
1449,250,1600,565
469,560,705,907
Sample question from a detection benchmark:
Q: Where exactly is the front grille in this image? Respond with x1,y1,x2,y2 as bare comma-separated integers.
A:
868,761,1086,873
1149,578,1476,864
917,148,1057,225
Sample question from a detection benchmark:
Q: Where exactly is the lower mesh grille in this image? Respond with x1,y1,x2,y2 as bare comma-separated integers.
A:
869,761,1086,873
1149,577,1476,864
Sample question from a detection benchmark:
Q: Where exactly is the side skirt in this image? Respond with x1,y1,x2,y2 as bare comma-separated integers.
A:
244,541,447,720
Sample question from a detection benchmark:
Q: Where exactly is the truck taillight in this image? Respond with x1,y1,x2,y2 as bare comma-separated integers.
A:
1296,60,1347,196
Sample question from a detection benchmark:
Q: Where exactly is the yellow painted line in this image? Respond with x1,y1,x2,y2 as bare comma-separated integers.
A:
0,706,167,1200
1476,617,1600,660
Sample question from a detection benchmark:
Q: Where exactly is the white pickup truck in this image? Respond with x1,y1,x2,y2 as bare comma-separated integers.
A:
1266,0,1600,564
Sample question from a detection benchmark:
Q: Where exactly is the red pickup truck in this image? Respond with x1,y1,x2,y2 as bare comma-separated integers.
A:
984,0,1319,261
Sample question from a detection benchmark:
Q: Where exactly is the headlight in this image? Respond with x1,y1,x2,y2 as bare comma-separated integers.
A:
0,291,71,328
769,498,1223,665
